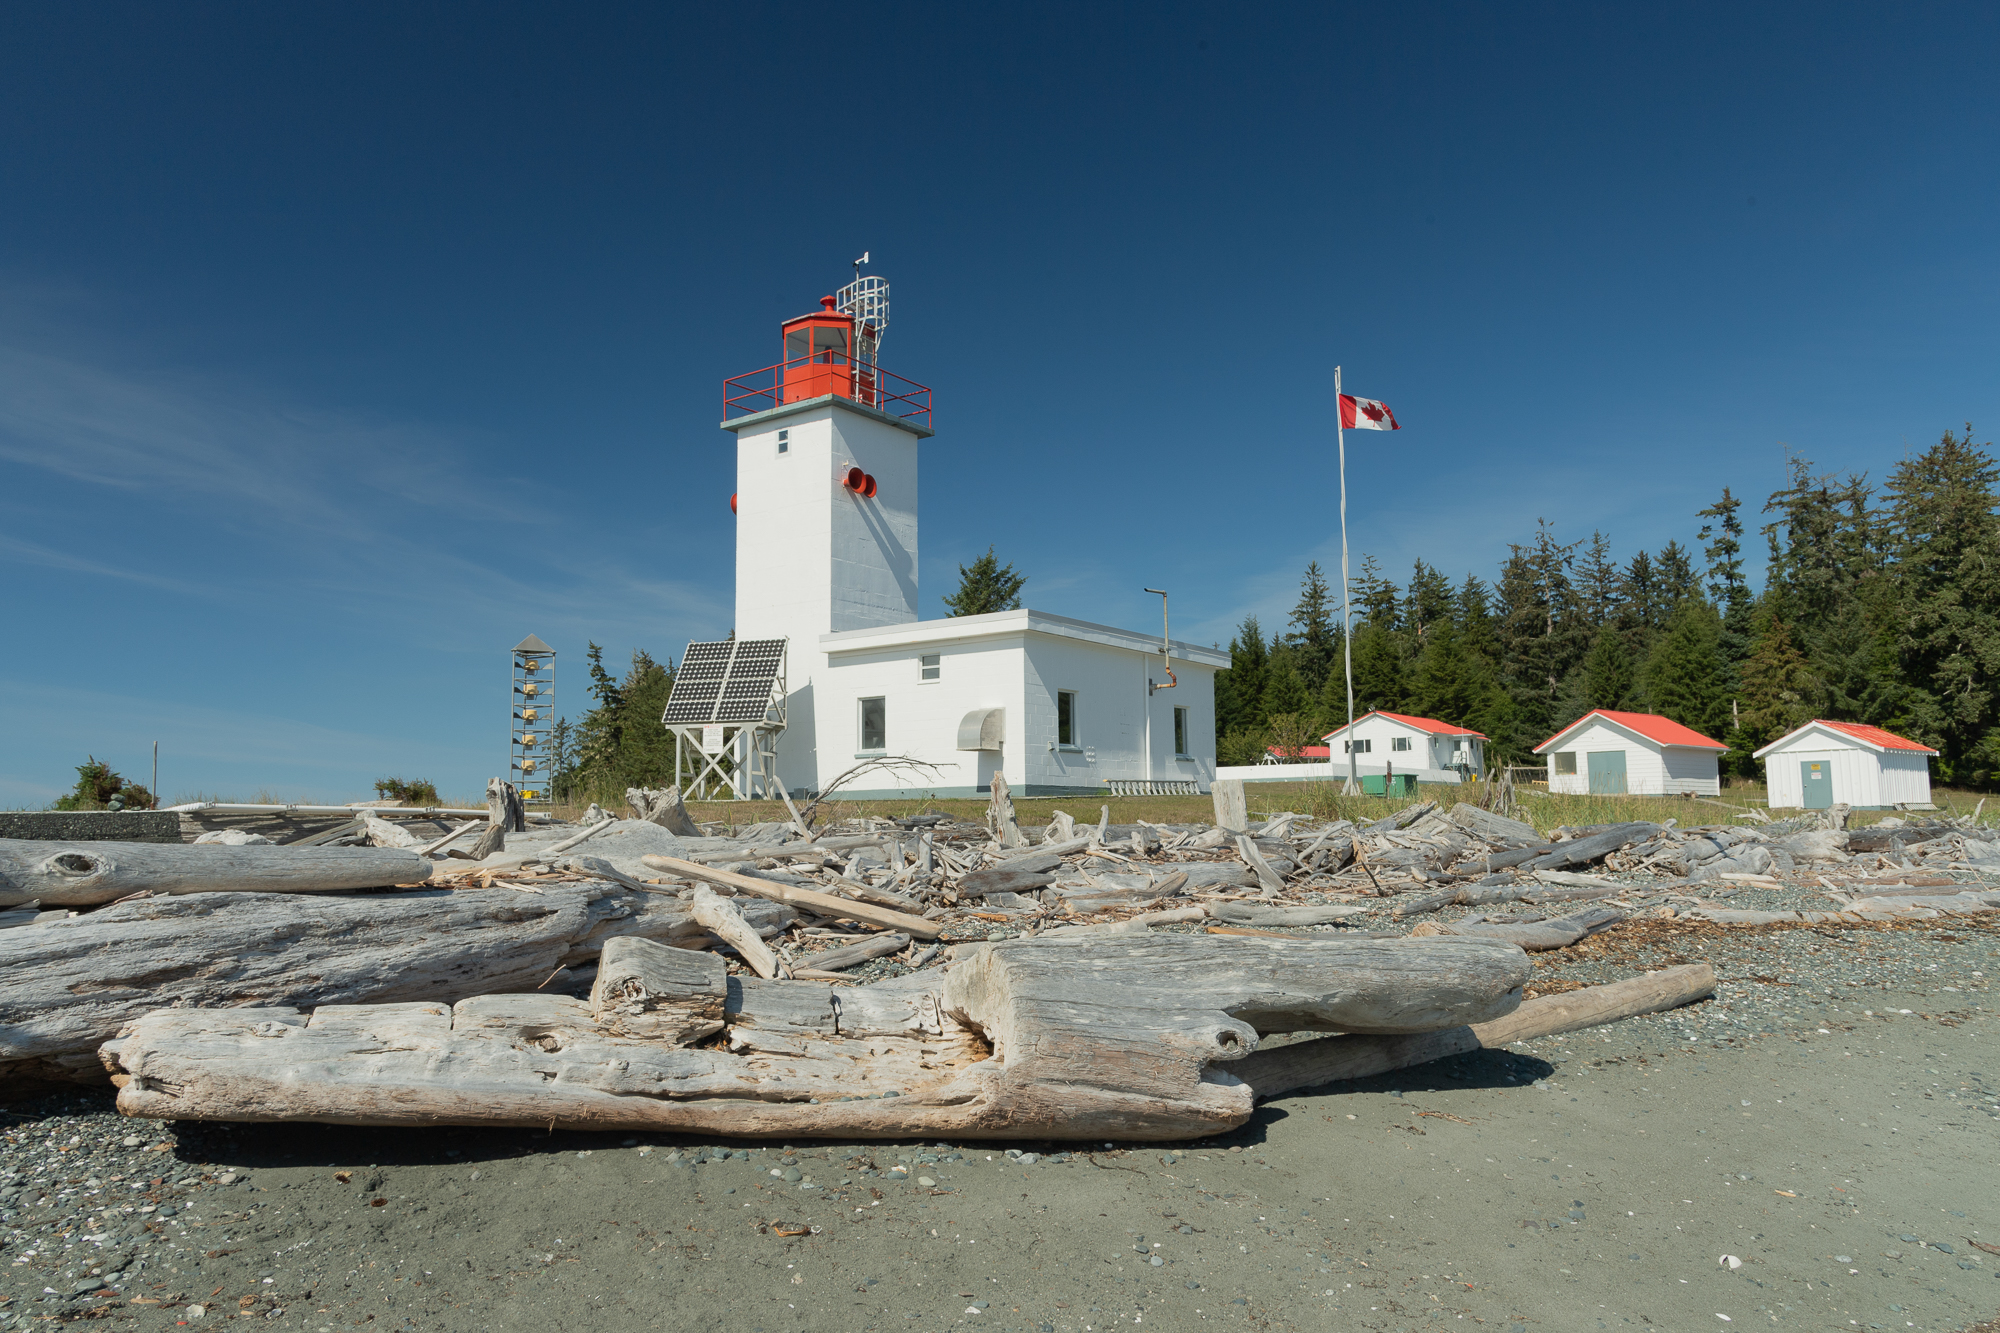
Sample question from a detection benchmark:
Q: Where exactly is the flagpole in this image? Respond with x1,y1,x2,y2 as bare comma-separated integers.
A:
1338,365,1357,796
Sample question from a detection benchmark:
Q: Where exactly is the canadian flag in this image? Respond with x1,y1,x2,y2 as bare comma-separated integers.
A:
1339,394,1399,431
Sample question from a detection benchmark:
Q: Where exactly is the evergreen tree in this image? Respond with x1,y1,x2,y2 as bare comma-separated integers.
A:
1495,520,1585,755
1403,561,1454,648
1884,425,2000,777
1730,618,1823,764
1261,646,1313,721
1580,622,1635,711
1575,532,1622,629
1644,597,1729,739
547,716,578,803
617,650,677,787
1655,540,1701,606
1620,549,1664,636
1698,488,1754,663
1351,623,1408,714
1353,555,1401,631
1214,616,1269,738
575,642,626,794
1286,561,1338,690
941,546,1027,616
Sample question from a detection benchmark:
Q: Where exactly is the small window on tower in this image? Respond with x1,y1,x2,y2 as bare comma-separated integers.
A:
777,429,789,455
920,653,940,681
859,697,886,752
1057,691,1078,747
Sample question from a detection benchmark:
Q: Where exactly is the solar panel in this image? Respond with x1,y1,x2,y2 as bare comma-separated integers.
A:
662,638,786,725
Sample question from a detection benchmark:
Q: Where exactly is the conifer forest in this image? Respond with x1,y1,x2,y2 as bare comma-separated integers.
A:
1215,427,2000,785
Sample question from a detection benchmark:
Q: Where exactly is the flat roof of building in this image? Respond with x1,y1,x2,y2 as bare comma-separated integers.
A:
821,607,1229,667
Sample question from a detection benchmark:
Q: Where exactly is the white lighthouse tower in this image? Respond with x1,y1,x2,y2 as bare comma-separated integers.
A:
677,266,1226,802
722,275,934,786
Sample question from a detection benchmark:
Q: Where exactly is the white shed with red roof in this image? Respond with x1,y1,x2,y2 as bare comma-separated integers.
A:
1752,720,1936,810
1321,710,1487,780
1534,710,1726,796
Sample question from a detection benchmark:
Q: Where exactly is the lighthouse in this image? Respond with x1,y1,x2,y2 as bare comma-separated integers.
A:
678,267,1226,800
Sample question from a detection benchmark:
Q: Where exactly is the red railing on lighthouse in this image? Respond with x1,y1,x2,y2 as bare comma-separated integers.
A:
724,356,932,428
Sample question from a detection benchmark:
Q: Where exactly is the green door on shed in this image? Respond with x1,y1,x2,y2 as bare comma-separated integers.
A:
1801,760,1832,809
1586,750,1627,795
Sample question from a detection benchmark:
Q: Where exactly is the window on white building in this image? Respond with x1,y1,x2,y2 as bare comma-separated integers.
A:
1391,736,1412,752
1173,707,1190,756
920,653,940,681
859,697,886,752
777,428,789,455
1553,751,1577,775
1057,691,1078,747
1344,738,1372,754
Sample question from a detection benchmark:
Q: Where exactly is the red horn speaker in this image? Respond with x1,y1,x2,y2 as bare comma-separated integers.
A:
843,466,865,492
730,493,737,515
862,473,877,498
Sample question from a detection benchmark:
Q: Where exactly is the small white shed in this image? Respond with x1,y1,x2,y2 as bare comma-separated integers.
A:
1534,710,1726,796
1322,710,1488,782
1753,720,1936,810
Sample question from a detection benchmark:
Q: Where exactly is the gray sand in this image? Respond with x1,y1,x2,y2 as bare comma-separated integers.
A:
4,927,1994,1332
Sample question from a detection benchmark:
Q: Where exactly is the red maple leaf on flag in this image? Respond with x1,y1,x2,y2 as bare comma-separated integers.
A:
1361,402,1385,422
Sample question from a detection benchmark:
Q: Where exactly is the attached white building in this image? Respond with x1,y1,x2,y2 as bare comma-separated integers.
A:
716,284,1224,800
1534,710,1725,796
1753,720,1936,810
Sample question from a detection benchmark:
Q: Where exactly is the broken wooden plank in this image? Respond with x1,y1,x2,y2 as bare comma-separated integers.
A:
0,839,431,908
642,855,942,940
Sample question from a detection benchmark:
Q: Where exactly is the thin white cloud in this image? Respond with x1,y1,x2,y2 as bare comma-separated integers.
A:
0,531,216,597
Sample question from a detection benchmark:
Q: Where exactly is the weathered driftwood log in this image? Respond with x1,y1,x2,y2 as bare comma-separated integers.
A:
1,884,793,1085
1235,962,1717,1100
1410,906,1627,951
1485,822,1663,874
688,886,782,978
962,866,1057,898
0,839,431,908
627,786,702,837
104,933,1531,1139
1208,902,1370,927
989,772,1025,848
588,937,726,1044
644,854,943,940
791,932,909,979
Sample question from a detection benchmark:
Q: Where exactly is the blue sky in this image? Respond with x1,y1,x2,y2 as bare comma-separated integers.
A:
3,3,1996,806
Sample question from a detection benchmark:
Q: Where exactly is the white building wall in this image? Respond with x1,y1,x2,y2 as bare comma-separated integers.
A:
732,400,926,787
1659,747,1722,796
1879,751,1934,805
1544,720,1658,794
1758,727,1935,807
813,635,1024,798
813,614,1224,797
1541,719,1720,795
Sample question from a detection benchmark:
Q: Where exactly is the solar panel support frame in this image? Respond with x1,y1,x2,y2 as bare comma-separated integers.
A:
660,637,789,800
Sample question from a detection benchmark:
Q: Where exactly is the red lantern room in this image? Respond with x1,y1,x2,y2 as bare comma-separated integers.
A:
780,296,872,406
722,267,931,428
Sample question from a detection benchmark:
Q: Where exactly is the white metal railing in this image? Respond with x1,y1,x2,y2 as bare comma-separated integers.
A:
1101,779,1202,797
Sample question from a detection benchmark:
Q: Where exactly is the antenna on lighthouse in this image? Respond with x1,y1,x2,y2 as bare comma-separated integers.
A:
836,256,889,362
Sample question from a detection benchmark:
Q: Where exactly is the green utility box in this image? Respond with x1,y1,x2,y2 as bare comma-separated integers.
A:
1361,773,1418,797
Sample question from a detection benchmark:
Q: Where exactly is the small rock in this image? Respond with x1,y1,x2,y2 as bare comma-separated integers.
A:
216,1173,238,1187
1017,1153,1039,1166
1720,1254,1742,1270
120,1136,144,1148
185,1305,207,1320
917,1176,936,1188
781,1169,803,1183
1149,1254,1164,1266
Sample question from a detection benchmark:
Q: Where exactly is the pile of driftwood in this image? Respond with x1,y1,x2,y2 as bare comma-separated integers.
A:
34,774,1991,1135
